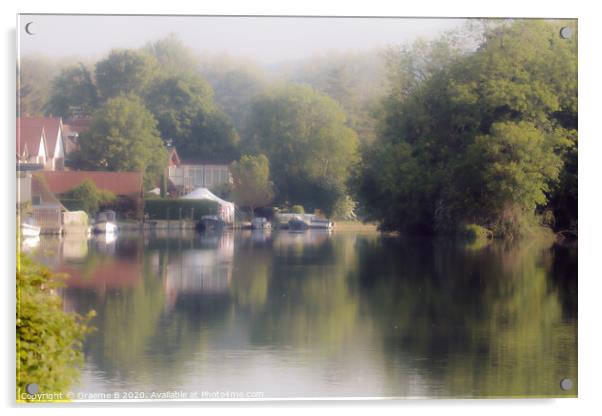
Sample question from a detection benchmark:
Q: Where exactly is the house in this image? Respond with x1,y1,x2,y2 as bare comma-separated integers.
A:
16,122,48,167
165,147,232,195
17,117,66,170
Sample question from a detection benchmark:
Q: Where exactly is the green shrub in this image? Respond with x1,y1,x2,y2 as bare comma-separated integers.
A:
144,198,218,220
290,205,305,214
17,254,94,401
59,179,116,216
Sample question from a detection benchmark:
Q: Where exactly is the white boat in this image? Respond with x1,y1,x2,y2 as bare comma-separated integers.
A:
21,218,41,237
309,218,334,229
93,210,119,234
93,221,119,234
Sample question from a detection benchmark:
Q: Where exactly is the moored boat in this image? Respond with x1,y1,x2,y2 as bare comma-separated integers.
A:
288,218,309,231
93,210,119,234
196,215,226,232
309,218,334,229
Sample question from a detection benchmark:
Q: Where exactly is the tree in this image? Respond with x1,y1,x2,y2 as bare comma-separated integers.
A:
17,55,62,116
144,75,239,161
244,84,359,215
59,179,116,216
95,49,159,100
45,64,99,117
354,20,577,237
143,34,199,78
202,66,266,134
77,95,167,187
230,154,274,216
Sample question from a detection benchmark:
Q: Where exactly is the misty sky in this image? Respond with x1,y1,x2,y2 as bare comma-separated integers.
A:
18,15,465,66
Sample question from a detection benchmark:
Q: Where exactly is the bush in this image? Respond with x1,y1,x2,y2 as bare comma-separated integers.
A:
17,254,94,401
290,205,305,214
59,179,116,216
144,198,218,220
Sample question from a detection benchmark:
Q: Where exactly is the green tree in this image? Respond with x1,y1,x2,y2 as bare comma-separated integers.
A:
45,64,99,117
95,49,159,100
244,84,359,215
201,65,266,134
230,154,274,216
144,75,238,161
77,95,167,187
354,20,577,237
59,179,116,216
17,254,94,401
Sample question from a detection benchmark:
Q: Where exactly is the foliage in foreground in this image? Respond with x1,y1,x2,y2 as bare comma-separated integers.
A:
16,254,94,401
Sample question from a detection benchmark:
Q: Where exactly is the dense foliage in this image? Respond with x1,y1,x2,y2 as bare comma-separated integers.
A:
230,154,274,216
75,95,168,187
59,179,116,216
17,254,93,401
244,84,359,215
45,64,99,117
353,20,577,238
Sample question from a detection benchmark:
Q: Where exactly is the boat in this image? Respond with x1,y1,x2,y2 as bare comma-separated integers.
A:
309,218,334,229
21,217,41,237
196,215,226,232
251,217,272,230
93,210,119,234
288,218,309,231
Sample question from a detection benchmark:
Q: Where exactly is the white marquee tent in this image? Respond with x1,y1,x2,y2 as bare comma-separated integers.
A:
181,188,235,224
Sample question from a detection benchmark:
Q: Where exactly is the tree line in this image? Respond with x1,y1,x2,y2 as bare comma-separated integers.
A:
18,20,577,236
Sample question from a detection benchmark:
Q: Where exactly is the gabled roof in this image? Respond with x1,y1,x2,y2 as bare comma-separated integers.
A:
167,147,181,166
18,117,62,156
16,123,47,157
37,171,143,197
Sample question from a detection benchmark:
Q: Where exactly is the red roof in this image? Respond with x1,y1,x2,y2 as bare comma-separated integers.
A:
16,122,46,157
38,171,143,197
18,117,62,156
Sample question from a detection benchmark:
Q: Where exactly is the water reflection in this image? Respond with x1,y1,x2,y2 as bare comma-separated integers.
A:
28,231,577,398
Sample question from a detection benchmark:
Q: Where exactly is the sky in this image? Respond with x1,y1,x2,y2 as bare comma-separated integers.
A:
17,15,465,66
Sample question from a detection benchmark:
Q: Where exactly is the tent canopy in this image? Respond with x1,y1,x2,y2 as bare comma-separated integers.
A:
181,187,234,208
181,188,235,223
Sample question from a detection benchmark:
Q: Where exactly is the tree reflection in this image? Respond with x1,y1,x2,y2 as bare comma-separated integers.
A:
354,237,577,397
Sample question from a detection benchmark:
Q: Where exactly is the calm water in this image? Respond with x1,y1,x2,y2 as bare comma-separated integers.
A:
27,230,577,398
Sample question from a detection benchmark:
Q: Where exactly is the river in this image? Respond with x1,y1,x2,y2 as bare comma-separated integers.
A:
24,229,577,399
